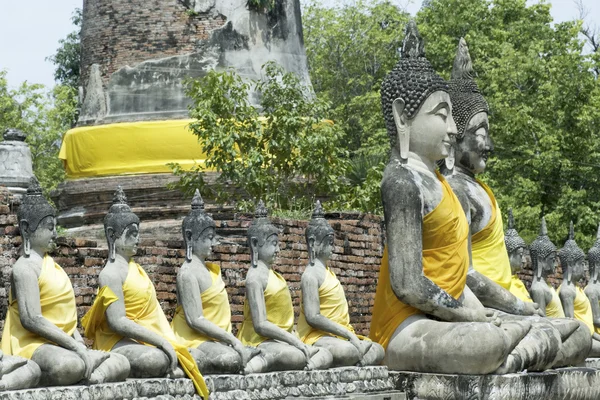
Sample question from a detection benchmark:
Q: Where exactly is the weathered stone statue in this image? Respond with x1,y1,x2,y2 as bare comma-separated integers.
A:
585,223,600,336
297,201,384,367
558,222,600,357
171,190,259,374
369,21,532,375
0,351,40,391
1,178,129,386
237,201,333,373
504,209,531,302
81,187,208,398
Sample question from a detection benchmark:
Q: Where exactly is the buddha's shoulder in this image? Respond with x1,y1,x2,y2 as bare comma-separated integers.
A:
11,256,40,278
98,263,127,287
383,162,427,194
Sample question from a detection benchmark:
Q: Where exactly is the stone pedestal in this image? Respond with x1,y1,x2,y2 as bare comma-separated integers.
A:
0,129,33,195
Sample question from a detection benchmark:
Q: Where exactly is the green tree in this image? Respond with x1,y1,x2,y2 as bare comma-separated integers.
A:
170,62,349,212
47,8,82,89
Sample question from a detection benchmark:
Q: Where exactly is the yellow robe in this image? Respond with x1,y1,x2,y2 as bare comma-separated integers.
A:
1,255,78,359
171,263,233,348
237,269,294,347
370,171,469,349
508,275,532,303
470,180,512,290
546,285,565,318
81,261,208,399
558,284,593,334
297,267,368,345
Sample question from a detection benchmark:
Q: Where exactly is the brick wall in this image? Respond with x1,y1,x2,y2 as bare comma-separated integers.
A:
80,0,226,88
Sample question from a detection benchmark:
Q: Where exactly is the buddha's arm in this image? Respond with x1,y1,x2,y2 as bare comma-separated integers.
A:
587,291,600,327
529,287,548,317
72,328,85,344
178,270,240,346
383,177,489,323
559,289,575,319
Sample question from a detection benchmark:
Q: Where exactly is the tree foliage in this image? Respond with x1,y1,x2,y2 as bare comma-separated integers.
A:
47,8,82,89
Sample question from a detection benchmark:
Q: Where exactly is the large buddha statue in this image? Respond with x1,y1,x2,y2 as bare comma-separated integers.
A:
584,223,600,336
369,21,533,375
237,201,333,373
81,187,208,398
558,222,600,357
2,178,129,386
504,209,532,302
171,190,259,374
0,351,40,390
297,201,384,367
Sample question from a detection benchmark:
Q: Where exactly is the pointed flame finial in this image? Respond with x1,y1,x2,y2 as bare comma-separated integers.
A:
451,37,476,80
113,186,128,205
507,208,515,230
312,200,324,219
190,189,204,211
401,20,425,59
254,200,268,219
569,221,575,240
540,217,548,236
26,176,43,196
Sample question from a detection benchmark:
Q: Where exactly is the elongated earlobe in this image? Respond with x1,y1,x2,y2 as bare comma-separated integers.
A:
250,237,258,268
184,230,193,262
308,236,316,266
445,144,455,171
392,98,409,163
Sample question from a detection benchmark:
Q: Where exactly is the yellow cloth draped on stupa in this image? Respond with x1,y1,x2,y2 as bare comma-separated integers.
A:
546,285,566,318
508,275,532,302
557,285,594,335
81,260,208,399
370,171,469,349
1,255,78,359
470,180,512,290
237,269,294,347
171,263,233,348
297,267,368,345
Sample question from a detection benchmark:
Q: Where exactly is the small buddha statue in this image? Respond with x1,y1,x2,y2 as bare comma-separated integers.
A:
1,177,129,386
171,190,259,374
0,350,40,391
369,21,533,375
81,187,208,398
237,201,333,373
504,209,531,302
558,221,600,357
584,223,600,336
297,201,384,367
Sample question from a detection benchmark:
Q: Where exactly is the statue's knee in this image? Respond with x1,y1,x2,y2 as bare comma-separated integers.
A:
286,348,307,369
109,352,132,376
217,349,242,371
130,349,169,377
50,356,86,384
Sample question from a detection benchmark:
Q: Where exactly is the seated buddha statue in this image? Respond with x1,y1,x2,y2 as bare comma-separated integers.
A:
504,209,532,302
297,201,384,367
0,350,40,390
81,187,208,398
171,190,259,374
1,178,130,387
558,222,600,357
584,223,600,337
369,21,533,375
237,201,333,373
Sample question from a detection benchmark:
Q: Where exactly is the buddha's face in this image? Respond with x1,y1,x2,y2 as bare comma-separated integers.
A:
399,91,457,162
456,111,492,174
572,258,586,281
539,251,557,276
28,216,57,252
256,234,280,266
508,247,525,275
115,223,139,258
314,234,334,262
193,227,217,259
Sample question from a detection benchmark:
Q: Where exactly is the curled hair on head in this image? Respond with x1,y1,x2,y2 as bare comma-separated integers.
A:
247,201,279,267
558,221,585,268
504,209,527,255
104,186,140,261
588,223,600,269
182,189,216,262
529,217,557,274
305,201,334,265
18,177,56,233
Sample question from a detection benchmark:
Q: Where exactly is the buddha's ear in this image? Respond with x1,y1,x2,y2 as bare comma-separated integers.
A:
184,229,193,262
392,98,409,162
307,236,316,266
250,236,259,267
106,226,116,262
19,219,29,237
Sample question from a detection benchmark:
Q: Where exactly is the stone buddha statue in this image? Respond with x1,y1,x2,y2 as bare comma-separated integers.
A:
1,177,130,387
81,187,208,398
297,201,384,367
558,222,600,357
369,21,534,375
584,223,600,337
237,201,333,373
171,190,259,374
504,209,532,302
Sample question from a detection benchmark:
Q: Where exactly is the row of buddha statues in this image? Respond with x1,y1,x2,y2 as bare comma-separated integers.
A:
1,18,600,396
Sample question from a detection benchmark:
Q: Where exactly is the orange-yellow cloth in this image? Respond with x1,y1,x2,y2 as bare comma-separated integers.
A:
1,255,78,359
470,180,512,290
237,269,294,347
546,285,566,318
558,284,593,334
171,263,233,347
369,171,469,349
297,267,369,345
509,275,532,303
81,261,208,398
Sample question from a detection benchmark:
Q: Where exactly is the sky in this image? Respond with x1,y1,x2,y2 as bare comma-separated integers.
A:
0,0,598,90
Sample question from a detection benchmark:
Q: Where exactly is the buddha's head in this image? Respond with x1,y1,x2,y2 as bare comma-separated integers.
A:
305,201,334,265
104,186,140,262
558,221,586,283
247,201,280,268
588,223,600,283
530,217,557,279
182,189,217,262
381,20,456,164
448,38,492,174
18,177,57,257
504,209,527,275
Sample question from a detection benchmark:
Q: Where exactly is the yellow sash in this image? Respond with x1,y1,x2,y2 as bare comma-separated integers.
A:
508,275,532,302
1,255,77,359
297,268,368,345
470,181,512,290
81,261,208,398
546,285,566,318
370,171,469,349
557,284,592,334
171,263,232,348
237,269,294,347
